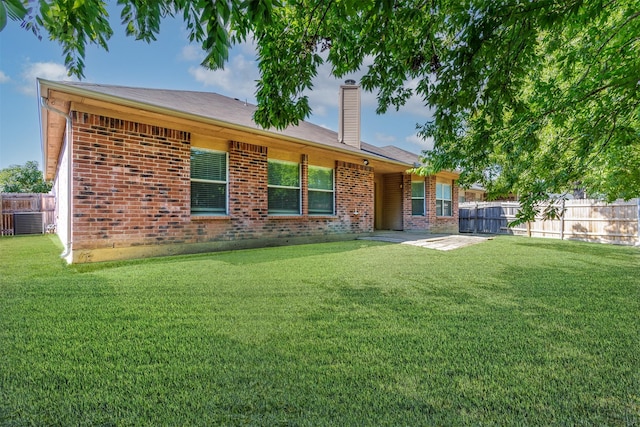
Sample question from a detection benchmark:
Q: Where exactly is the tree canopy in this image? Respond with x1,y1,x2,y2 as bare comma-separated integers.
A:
3,0,639,220
0,161,53,193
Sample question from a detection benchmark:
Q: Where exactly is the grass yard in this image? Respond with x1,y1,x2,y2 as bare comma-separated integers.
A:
0,235,639,425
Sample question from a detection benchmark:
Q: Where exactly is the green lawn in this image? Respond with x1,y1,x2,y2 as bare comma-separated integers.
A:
1,235,639,425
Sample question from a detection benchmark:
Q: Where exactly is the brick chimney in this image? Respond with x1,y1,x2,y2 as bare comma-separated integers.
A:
338,79,361,149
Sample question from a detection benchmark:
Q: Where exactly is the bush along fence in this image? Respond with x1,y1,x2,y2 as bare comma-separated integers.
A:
1,193,56,236
459,198,640,246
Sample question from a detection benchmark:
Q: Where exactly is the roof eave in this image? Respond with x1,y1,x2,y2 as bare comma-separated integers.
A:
37,79,414,169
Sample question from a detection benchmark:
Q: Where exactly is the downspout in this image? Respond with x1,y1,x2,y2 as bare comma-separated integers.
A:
40,95,73,259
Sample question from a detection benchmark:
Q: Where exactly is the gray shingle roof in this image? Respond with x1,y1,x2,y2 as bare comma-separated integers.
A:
54,81,422,166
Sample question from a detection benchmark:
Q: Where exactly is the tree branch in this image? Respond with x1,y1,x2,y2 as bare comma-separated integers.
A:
575,9,640,88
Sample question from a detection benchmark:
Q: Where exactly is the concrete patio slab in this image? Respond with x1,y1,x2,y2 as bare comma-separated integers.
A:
360,232,491,251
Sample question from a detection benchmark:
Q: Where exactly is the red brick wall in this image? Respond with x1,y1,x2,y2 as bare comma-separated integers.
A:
403,175,429,230
335,161,374,233
225,140,268,239
399,175,459,233
425,176,459,233
72,112,191,250
70,110,462,260
70,112,376,255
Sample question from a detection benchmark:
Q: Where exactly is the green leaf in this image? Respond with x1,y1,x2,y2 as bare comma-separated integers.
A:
0,1,7,31
6,0,639,207
0,0,29,31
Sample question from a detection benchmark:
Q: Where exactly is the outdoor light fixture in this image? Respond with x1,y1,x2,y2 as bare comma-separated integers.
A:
363,159,369,165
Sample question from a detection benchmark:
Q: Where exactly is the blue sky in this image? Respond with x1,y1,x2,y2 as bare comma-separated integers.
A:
0,8,434,171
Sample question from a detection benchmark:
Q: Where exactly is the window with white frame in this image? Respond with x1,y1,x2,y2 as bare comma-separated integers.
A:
190,148,228,215
308,166,334,215
436,182,452,216
268,159,300,215
411,181,425,216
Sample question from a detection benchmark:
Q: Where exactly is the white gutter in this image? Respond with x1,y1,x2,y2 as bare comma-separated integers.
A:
40,94,73,260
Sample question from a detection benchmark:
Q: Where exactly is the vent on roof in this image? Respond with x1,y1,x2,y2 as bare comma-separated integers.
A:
14,212,44,235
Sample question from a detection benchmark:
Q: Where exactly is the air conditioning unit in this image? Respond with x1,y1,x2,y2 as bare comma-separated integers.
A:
14,212,44,235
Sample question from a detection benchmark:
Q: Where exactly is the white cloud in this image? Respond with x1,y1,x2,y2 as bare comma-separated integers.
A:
180,45,204,62
401,95,432,118
305,56,434,120
306,65,343,113
0,71,10,84
406,133,434,151
188,53,259,102
383,74,437,119
312,104,328,117
182,38,434,121
182,40,434,136
305,57,371,112
374,132,396,144
239,37,258,56
185,40,262,102
20,62,76,96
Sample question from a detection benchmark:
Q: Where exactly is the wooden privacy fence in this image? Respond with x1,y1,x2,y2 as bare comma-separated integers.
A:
1,193,55,236
459,199,640,246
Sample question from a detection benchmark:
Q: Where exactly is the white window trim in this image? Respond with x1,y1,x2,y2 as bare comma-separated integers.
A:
190,147,229,216
411,180,426,216
308,165,335,216
268,159,301,215
436,182,453,217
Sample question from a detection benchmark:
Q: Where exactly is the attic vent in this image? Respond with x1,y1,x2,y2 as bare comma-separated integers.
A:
14,212,44,235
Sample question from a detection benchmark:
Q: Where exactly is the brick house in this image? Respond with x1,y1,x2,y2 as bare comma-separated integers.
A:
39,79,458,263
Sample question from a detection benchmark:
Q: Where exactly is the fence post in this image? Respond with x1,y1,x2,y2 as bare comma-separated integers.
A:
474,202,478,234
560,199,565,240
636,198,640,247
